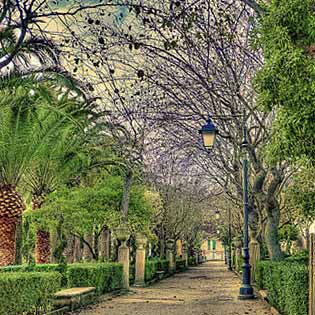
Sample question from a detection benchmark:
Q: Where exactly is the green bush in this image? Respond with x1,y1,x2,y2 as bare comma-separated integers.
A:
0,272,61,315
157,259,169,271
67,262,123,295
0,263,68,286
255,260,308,315
145,260,159,282
176,258,187,272
188,256,197,266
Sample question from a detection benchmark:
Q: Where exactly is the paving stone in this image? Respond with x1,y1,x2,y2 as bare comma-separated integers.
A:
71,261,271,315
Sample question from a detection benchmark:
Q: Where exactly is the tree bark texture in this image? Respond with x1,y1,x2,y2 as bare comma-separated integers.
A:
33,194,50,264
0,217,17,266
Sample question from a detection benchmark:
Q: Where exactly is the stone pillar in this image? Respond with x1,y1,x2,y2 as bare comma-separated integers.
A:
166,239,175,274
116,227,130,290
309,222,315,315
135,233,147,286
176,239,183,257
182,241,188,268
249,230,260,283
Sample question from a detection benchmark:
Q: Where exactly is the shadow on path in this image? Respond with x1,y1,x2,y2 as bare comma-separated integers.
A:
72,261,271,315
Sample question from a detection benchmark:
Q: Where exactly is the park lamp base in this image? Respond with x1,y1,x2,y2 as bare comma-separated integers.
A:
238,286,255,300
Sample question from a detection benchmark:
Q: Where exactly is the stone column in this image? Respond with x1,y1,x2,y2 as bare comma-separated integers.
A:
166,239,175,274
249,230,260,283
309,222,315,315
176,239,183,257
116,227,130,290
182,241,188,268
135,233,147,287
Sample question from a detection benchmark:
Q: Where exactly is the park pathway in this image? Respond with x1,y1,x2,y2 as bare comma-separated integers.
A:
73,261,271,315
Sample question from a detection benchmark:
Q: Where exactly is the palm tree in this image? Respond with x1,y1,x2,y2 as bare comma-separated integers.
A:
0,75,91,265
25,90,94,264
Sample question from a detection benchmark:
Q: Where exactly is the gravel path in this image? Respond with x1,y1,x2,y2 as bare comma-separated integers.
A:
72,261,271,315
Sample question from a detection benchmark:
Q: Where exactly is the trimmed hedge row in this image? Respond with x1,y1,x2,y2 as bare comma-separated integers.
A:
176,258,187,272
144,259,170,282
0,272,61,315
67,263,123,295
188,256,197,266
0,262,123,294
255,260,308,315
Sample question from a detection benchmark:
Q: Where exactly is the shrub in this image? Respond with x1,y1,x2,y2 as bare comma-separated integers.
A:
67,262,123,295
0,263,68,286
0,272,61,315
176,258,187,272
157,259,169,271
145,260,159,282
188,256,197,266
255,260,308,315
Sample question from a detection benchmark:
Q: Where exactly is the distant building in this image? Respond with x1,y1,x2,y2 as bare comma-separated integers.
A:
201,238,225,261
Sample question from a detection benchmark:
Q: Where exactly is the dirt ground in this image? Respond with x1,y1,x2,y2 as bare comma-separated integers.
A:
72,261,271,315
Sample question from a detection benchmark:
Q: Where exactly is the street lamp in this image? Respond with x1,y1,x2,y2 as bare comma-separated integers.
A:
198,116,218,150
199,112,254,300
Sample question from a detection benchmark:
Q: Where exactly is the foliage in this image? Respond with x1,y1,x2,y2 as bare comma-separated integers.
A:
145,258,169,283
0,262,124,295
29,174,159,235
0,271,61,315
188,257,197,266
145,260,159,283
279,224,299,242
175,258,187,272
256,260,308,315
285,168,315,220
254,0,315,163
67,262,123,295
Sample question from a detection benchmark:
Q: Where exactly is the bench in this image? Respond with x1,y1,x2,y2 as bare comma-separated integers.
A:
53,287,96,311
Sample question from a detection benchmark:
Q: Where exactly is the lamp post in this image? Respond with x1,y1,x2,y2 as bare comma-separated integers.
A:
199,112,254,300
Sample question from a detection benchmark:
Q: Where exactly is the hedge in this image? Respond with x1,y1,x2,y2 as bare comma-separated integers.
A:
188,256,197,266
176,258,187,272
0,272,61,315
144,259,170,283
0,262,123,293
145,260,159,282
0,263,68,285
67,263,123,295
255,260,308,315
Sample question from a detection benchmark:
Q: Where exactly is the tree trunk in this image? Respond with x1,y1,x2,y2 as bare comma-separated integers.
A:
265,210,282,260
0,217,18,266
99,228,111,261
83,233,93,261
15,218,22,265
35,230,50,264
93,231,99,261
33,194,50,264
121,170,132,221
64,235,75,263
74,236,83,262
